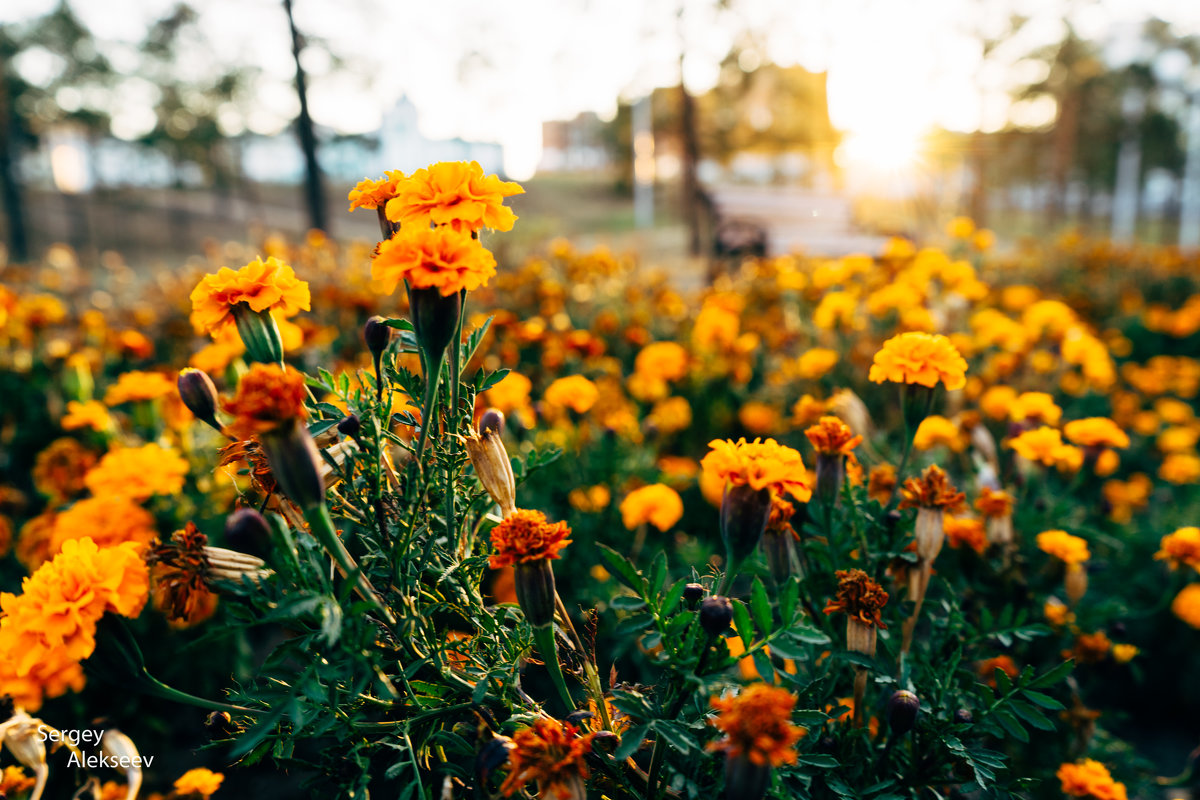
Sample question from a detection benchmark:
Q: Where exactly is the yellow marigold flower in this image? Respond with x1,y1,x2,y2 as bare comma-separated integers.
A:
912,415,967,452
974,487,1014,518
567,485,611,513
796,347,839,380
1174,584,1200,628
898,464,965,511
791,393,827,427
1063,417,1130,449
61,400,112,432
189,257,310,336
813,291,861,332
1044,597,1075,627
222,363,308,441
50,495,157,554
634,341,688,381
944,514,987,554
0,537,148,678
1156,527,1200,571
499,718,594,799
173,767,225,798
868,332,968,391
385,160,523,233
347,169,405,211
738,400,779,435
543,375,598,414
647,396,692,435
701,437,812,503
372,225,497,297
32,438,97,502
1006,426,1084,470
805,416,862,455
946,216,975,239
1112,643,1138,663
824,568,889,628
103,370,175,406
979,385,1018,420
1037,530,1090,565
488,509,572,569
691,303,740,350
708,684,805,767
1057,760,1127,800
619,484,683,532
1009,392,1062,425
83,443,188,502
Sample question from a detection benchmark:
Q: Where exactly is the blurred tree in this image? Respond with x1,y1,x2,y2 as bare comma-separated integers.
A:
283,0,327,234
0,2,112,261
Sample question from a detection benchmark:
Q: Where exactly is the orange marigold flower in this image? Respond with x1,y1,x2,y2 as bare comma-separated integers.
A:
347,170,406,211
222,363,308,441
708,684,805,767
372,225,497,297
701,437,812,503
1069,630,1112,664
103,370,175,406
974,487,1014,518
386,161,524,233
634,341,689,381
1063,417,1131,449
173,767,225,798
50,495,157,554
189,256,311,336
1006,426,1084,470
977,655,1019,687
499,719,593,799
898,464,965,511
805,416,863,455
0,537,148,678
32,438,97,502
868,332,968,391
1173,584,1200,628
488,509,572,569
1155,527,1200,571
1037,530,1090,565
619,484,684,532
0,766,36,796
544,375,599,414
824,568,889,628
1044,597,1075,627
0,649,86,712
944,514,987,554
867,464,897,503
61,400,112,432
1009,391,1062,425
1057,759,1128,800
796,347,839,380
83,443,189,502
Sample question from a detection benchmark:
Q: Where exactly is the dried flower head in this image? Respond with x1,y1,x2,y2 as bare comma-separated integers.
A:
708,684,805,767
898,464,965,511
223,363,308,441
805,416,863,455
488,510,573,569
824,569,889,629
499,718,594,799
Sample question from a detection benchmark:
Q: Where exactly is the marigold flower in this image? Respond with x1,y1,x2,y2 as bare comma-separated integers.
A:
385,160,524,233
1112,643,1138,663
1155,527,1200,571
83,443,189,502
103,370,175,406
49,495,157,554
1069,630,1112,663
347,170,405,211
488,509,572,569
543,375,599,414
619,484,684,531
944,514,987,554
1009,392,1062,425
868,332,968,391
974,487,1014,518
372,225,497,297
867,464,897,503
634,341,688,381
796,347,839,380
1044,597,1075,627
701,437,812,503
32,438,97,502
499,718,593,799
912,415,967,452
1037,530,1090,565
0,766,36,796
824,569,889,628
1057,759,1128,800
738,401,779,435
1063,417,1131,449
898,464,965,511
148,523,223,628
977,655,1019,687
61,400,112,432
708,684,805,767
222,363,308,441
1007,426,1084,470
805,416,862,455
173,767,225,798
189,257,310,336
1160,452,1200,484
1173,583,1200,628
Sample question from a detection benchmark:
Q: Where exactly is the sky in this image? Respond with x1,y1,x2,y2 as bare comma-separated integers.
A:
7,0,1200,179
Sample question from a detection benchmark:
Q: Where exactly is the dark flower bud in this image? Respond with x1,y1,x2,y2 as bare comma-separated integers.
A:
699,596,733,636
205,711,241,740
887,690,920,736
724,755,771,800
1110,621,1126,637
479,408,505,436
337,414,362,439
953,708,973,725
761,529,794,585
514,560,558,629
565,710,594,728
178,368,222,432
818,735,837,753
409,286,463,362
224,508,271,558
815,452,845,509
475,735,513,785
364,316,393,359
885,509,902,532
682,582,706,608
259,419,326,510
721,483,772,566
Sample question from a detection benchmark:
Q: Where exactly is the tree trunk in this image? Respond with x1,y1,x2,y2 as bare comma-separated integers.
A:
283,0,327,234
1050,90,1080,226
679,74,704,257
0,52,30,262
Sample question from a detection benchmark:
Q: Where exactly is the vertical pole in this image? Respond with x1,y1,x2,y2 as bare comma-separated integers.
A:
283,0,328,234
1111,88,1144,242
632,96,654,229
1180,91,1200,249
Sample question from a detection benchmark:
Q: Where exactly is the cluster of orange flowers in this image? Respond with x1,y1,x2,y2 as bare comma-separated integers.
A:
700,438,812,502
1057,759,1127,800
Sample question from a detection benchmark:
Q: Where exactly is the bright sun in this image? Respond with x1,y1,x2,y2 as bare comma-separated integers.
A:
833,127,926,174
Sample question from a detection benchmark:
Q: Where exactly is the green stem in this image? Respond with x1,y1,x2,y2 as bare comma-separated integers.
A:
532,624,574,712
305,503,396,626
445,297,465,540
412,348,444,473
141,672,257,716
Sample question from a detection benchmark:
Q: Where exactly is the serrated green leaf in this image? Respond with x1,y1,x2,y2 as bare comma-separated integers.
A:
994,666,1013,694
383,318,415,331
614,723,650,760
1030,659,1074,689
795,753,839,768
992,710,1029,743
597,544,646,596
1022,690,1066,711
653,720,694,754
751,648,775,683
610,595,647,611
731,599,755,645
751,577,773,635
1010,700,1055,731
658,579,688,617
780,577,799,624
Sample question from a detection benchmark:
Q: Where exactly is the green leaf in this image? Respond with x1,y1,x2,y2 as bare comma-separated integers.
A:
614,612,655,638
765,635,807,660
751,648,775,683
1030,659,1075,689
614,723,650,761
992,710,1029,743
658,579,688,617
788,623,831,645
795,753,839,768
648,551,668,596
750,577,773,635
478,368,510,393
653,720,694,754
731,599,755,646
383,318,415,331
780,577,799,624
993,666,1013,695
1022,690,1066,711
1010,700,1055,731
610,595,647,612
597,544,646,596
307,418,340,437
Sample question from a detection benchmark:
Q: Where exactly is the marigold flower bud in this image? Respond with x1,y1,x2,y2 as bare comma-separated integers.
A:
683,582,706,608
514,559,557,628
814,451,845,509
205,711,241,740
231,304,285,364
700,596,733,636
464,425,517,517
178,368,221,431
409,286,463,363
225,508,271,558
761,528,794,585
337,413,362,439
953,708,973,724
479,407,505,436
721,483,773,567
887,690,920,736
259,419,325,511
1065,562,1088,606
364,315,392,359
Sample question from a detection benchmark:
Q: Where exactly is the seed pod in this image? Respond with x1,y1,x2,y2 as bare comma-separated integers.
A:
337,413,362,439
225,508,271,558
700,596,733,636
463,426,517,518
721,483,772,566
177,368,221,431
682,582,706,608
887,690,920,736
99,729,142,800
514,559,557,628
258,418,325,510
479,408,505,436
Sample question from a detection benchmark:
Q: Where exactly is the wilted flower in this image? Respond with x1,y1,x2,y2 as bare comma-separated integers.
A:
499,718,593,800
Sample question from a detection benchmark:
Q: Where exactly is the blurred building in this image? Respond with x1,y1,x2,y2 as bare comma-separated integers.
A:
539,111,613,172
377,96,504,177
